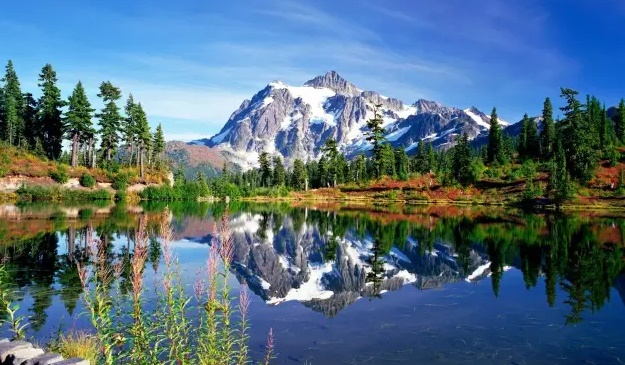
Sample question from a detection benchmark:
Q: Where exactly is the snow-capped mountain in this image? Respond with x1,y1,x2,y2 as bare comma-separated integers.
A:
192,71,509,169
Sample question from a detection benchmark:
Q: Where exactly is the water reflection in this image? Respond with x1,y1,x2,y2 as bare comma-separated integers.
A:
0,203,624,332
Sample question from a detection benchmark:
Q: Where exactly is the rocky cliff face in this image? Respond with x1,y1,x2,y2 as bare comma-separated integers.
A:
192,71,508,169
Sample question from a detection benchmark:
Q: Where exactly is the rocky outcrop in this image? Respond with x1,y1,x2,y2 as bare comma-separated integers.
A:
0,338,88,365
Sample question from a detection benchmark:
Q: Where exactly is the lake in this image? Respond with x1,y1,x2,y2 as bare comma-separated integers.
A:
1,202,625,364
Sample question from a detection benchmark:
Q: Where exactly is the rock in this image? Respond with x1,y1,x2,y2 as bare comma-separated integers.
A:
53,358,90,365
0,341,33,362
11,347,45,364
24,352,64,365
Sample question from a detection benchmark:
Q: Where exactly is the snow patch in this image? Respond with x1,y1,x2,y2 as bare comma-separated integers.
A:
395,270,417,283
385,126,411,142
210,127,231,144
464,108,491,130
466,262,491,282
271,83,337,126
267,263,335,304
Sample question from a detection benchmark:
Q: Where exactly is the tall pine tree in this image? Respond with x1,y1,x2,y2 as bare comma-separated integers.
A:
96,81,123,163
64,82,94,167
487,107,503,165
452,133,472,186
258,152,272,187
291,158,308,190
38,64,65,159
1,60,24,146
559,88,597,184
151,123,166,166
134,103,151,177
123,94,138,165
365,104,386,178
616,99,625,144
540,97,556,160
22,93,40,150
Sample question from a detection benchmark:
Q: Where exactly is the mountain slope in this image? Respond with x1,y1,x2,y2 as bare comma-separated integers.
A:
193,71,509,169
165,141,229,178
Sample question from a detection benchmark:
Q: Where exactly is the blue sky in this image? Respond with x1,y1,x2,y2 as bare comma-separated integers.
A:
2,0,625,141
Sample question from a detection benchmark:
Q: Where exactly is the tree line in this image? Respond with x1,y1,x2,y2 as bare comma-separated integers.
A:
216,88,625,203
0,60,167,176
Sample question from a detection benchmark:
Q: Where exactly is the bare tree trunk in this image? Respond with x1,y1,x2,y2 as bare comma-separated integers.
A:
71,132,79,167
139,144,145,178
90,138,96,168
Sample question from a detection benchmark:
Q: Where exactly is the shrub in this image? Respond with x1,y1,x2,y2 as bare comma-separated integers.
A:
50,164,70,184
80,173,96,188
49,331,99,364
112,172,131,191
16,185,112,202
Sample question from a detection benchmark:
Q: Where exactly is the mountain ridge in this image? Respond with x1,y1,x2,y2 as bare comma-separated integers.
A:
191,71,510,169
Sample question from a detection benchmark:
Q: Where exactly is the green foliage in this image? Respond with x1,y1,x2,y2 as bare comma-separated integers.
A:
540,97,556,160
49,164,70,184
97,81,123,162
559,88,598,184
80,173,96,188
487,107,504,165
452,133,473,186
64,81,94,166
38,64,65,160
112,171,132,191
151,123,166,164
518,114,540,161
605,147,621,167
259,152,272,187
365,104,386,178
615,99,625,143
1,60,24,146
16,185,112,202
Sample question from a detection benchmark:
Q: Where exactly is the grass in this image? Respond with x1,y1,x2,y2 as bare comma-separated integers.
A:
49,331,100,364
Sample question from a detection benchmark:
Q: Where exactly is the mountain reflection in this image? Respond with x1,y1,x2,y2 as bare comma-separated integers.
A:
0,203,624,328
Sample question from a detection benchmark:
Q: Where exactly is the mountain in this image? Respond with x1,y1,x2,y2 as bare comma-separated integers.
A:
165,141,232,179
193,212,491,317
192,71,509,169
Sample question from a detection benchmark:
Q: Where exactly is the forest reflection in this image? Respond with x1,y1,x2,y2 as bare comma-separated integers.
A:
0,202,624,330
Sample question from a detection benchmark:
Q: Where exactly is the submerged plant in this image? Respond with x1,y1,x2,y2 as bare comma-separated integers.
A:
77,207,275,364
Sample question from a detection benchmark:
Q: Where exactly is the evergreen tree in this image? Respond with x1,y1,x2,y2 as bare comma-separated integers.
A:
258,152,272,187
123,94,138,165
616,99,625,143
291,158,307,190
518,114,529,159
22,93,40,150
426,141,436,173
414,140,428,174
272,156,286,186
540,97,556,160
64,81,94,167
380,143,396,177
394,147,409,180
487,107,503,165
452,133,472,186
548,139,571,206
134,103,151,177
365,104,386,178
518,114,539,161
1,60,24,146
38,64,65,159
321,138,340,187
600,104,616,147
96,81,123,163
559,88,597,184
151,123,166,165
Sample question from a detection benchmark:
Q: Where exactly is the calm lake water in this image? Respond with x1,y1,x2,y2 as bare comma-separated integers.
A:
1,202,625,364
